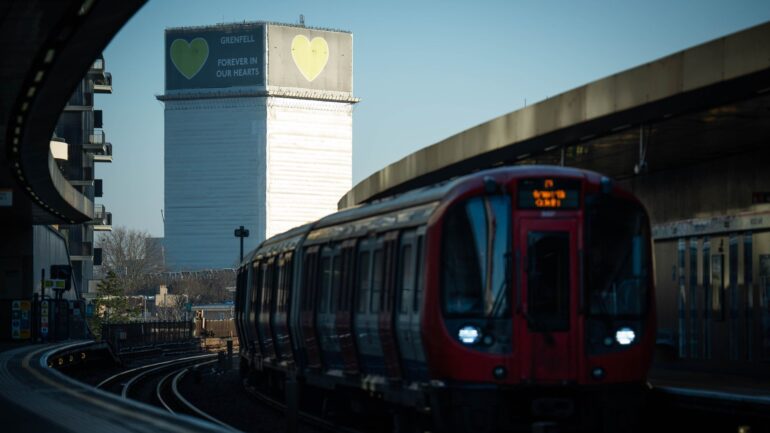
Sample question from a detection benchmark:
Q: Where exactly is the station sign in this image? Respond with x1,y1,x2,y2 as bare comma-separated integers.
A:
11,301,31,340
518,178,580,209
40,300,50,338
45,279,66,290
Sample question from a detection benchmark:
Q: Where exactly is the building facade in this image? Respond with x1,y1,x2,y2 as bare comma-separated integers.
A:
160,22,355,270
54,56,114,296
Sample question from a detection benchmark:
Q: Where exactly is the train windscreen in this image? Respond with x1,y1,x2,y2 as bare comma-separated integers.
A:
585,198,650,317
441,195,511,318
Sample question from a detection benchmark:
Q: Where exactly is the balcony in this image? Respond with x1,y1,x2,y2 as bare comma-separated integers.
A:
70,241,93,262
91,204,112,231
93,72,112,94
85,129,113,162
91,57,105,71
89,56,112,94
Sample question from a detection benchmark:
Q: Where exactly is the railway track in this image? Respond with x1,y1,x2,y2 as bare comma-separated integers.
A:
97,353,238,431
243,382,369,433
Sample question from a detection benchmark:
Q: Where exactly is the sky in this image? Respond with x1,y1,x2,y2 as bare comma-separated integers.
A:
96,0,770,237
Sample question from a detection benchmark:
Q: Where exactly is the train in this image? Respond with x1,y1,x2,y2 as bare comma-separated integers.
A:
235,165,655,432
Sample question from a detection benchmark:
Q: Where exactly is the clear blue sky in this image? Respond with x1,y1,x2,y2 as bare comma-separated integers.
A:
96,0,770,237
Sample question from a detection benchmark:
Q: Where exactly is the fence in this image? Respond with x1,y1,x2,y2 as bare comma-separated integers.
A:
101,320,193,351
195,318,236,338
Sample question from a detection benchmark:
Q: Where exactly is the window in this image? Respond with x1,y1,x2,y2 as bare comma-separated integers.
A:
357,251,370,313
400,245,414,313
319,257,331,313
371,250,384,313
261,263,270,309
528,231,570,331
331,255,342,312
441,195,511,317
586,198,650,317
414,236,424,313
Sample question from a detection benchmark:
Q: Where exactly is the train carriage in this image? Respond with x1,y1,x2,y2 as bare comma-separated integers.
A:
236,165,655,432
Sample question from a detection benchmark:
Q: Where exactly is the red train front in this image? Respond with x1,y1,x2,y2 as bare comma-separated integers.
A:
235,165,655,432
421,167,655,431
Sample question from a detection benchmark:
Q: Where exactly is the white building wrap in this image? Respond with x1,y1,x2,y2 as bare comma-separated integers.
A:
164,98,267,270
265,98,352,238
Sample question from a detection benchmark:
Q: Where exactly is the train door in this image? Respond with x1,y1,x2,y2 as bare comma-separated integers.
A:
379,231,404,380
273,252,294,363
395,229,420,381
336,239,360,374
517,218,579,383
354,237,385,375
259,259,277,360
317,244,344,371
254,261,264,356
300,246,323,369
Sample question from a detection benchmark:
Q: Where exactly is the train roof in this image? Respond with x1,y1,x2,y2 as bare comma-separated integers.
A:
241,165,611,264
316,164,605,229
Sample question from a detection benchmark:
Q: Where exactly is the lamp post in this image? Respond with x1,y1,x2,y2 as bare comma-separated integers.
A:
234,225,250,263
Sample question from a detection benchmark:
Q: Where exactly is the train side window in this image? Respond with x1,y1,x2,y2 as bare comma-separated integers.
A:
400,244,414,313
261,263,270,308
357,251,371,313
319,256,331,313
331,254,342,312
302,250,318,311
341,247,354,311
270,260,279,313
251,262,260,312
414,236,424,313
277,257,285,313
371,249,384,313
283,253,293,314
301,255,310,310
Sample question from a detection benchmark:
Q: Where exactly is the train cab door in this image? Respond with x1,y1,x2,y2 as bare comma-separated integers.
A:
516,217,579,383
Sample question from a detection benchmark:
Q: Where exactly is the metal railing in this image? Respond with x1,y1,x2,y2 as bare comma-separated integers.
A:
94,72,112,88
88,129,105,145
92,57,104,71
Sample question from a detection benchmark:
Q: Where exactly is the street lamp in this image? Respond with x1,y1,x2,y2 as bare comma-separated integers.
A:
234,225,250,263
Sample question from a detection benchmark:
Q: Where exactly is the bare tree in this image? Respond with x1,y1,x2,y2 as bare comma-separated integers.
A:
97,226,165,295
170,270,234,305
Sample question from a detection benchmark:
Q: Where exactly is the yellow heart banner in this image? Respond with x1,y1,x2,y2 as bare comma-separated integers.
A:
291,35,329,82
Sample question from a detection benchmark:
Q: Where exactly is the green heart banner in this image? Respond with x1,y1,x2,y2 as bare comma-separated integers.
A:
170,38,209,79
165,24,265,91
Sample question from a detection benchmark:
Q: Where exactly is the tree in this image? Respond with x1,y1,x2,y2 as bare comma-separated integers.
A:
97,226,164,295
170,270,234,305
87,271,140,337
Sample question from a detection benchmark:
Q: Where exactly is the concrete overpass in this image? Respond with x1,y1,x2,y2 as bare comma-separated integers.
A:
0,0,145,225
339,21,770,211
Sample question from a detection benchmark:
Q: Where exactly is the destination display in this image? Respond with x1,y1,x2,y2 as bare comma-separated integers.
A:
518,178,580,209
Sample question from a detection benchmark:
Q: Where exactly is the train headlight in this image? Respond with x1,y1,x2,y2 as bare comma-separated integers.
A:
458,325,481,344
615,327,636,345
